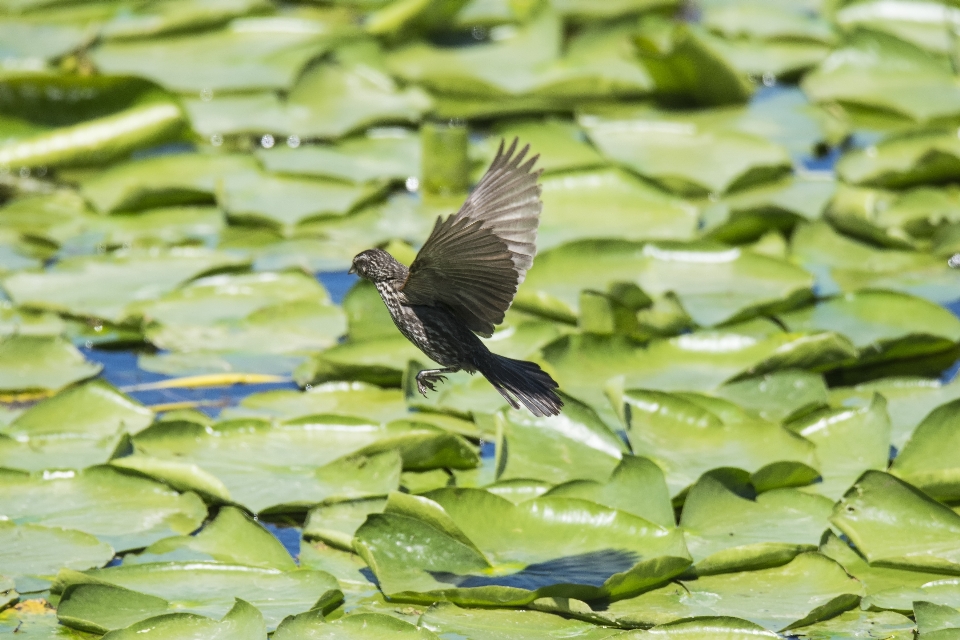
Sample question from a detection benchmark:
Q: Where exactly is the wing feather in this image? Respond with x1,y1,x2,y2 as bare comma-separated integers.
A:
401,138,543,337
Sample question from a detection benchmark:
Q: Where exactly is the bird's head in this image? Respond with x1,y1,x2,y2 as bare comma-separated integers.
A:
349,248,407,283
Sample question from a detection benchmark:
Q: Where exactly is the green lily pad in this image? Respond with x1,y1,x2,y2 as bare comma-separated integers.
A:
419,602,618,639
90,17,336,93
791,608,915,640
0,432,127,474
701,0,835,44
551,0,677,22
98,597,265,640
697,28,831,80
5,379,153,439
831,376,960,450
680,471,833,575
861,580,960,616
66,206,226,253
0,21,93,70
221,383,410,423
354,489,691,605
801,31,960,124
184,62,432,140
114,415,472,510
275,610,439,640
257,129,419,184
0,100,186,171
0,522,113,594
0,579,16,612
518,239,813,327
837,130,960,189
56,563,339,632
595,552,860,631
100,0,272,40
621,389,818,497
545,455,676,529
0,335,101,392
533,168,698,250
778,290,960,370
582,107,789,196
304,498,386,550
124,506,295,570
0,599,97,637
891,397,960,502
0,466,206,552
3,248,246,323
366,0,471,40
79,153,258,214
820,531,947,601
218,171,387,233
916,601,960,638
834,0,957,55
494,399,626,485
714,369,828,423
832,471,960,575
786,394,891,500
473,120,606,176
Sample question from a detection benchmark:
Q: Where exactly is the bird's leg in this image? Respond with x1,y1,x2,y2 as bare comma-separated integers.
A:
416,367,458,396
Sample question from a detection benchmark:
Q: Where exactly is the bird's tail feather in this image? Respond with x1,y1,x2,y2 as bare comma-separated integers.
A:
477,352,563,417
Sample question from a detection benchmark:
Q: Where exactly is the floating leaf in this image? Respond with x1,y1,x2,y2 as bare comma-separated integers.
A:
474,120,606,176
355,490,691,605
90,18,337,93
633,617,781,639
100,0,273,40
791,608,915,640
837,130,960,189
221,382,410,423
275,610,439,640
518,240,813,327
257,129,419,184
680,471,833,575
3,248,246,324
124,506,295,570
97,597,265,640
786,394,891,500
79,153,258,214
891,398,960,502
304,498,386,550
56,563,339,632
420,602,617,639
0,522,113,594
0,466,206,552
832,471,960,575
582,108,788,195
0,335,101,392
714,370,828,423
622,389,818,497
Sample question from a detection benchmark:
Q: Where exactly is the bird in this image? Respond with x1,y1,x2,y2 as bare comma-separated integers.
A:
349,138,563,417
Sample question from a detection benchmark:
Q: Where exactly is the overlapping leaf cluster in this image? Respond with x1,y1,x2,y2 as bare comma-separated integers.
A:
2,0,960,638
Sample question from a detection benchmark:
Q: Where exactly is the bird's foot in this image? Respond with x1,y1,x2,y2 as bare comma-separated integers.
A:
416,369,451,397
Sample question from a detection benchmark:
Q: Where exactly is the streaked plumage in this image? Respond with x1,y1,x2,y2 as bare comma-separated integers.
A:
350,138,562,417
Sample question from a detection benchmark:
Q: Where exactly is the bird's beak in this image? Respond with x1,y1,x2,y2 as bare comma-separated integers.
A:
348,264,357,275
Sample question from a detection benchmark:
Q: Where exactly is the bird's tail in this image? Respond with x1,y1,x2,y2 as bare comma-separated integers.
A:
476,352,563,417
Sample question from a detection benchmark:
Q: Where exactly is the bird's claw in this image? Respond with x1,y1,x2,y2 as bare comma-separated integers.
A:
416,371,447,397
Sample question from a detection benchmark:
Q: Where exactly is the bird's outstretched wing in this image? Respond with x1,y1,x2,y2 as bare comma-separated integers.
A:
401,138,543,337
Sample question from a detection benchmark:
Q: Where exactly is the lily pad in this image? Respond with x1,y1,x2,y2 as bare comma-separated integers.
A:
0,522,114,594
832,471,960,575
79,153,258,214
545,455,676,529
90,17,336,93
124,506,295,570
419,602,618,639
777,290,960,370
786,394,891,500
474,120,606,176
221,382,410,423
680,471,833,575
0,599,94,637
100,0,272,40
3,248,246,323
0,335,101,392
114,415,474,510
534,168,698,250
56,563,339,632
354,489,691,605
714,369,828,423
791,608,915,640
801,31,960,124
837,130,960,189
517,239,813,327
0,580,16,612
0,466,206,551
98,598,265,640
494,399,625,485
275,610,439,640
256,129,420,184
582,108,789,196
304,498,386,550
891,397,960,502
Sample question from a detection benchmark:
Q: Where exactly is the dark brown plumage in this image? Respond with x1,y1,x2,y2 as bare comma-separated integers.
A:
349,138,563,417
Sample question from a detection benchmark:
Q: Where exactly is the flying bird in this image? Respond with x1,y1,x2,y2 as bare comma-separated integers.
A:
349,138,562,417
